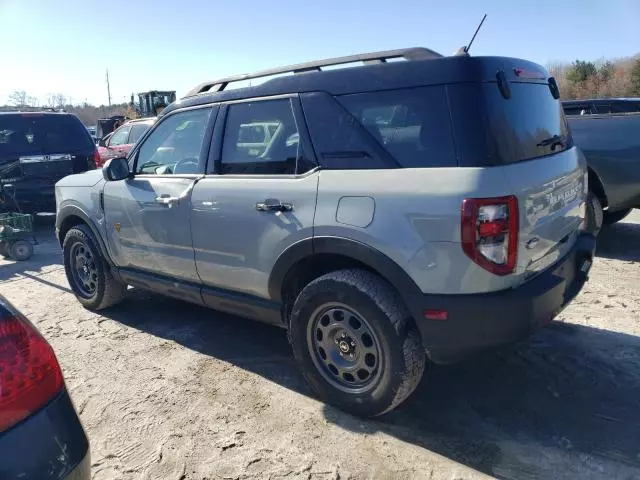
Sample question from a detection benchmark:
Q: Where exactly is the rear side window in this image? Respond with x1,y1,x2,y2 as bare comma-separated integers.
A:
0,114,93,156
337,86,456,168
448,83,570,166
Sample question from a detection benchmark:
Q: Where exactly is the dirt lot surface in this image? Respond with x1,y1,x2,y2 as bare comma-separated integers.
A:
2,212,640,480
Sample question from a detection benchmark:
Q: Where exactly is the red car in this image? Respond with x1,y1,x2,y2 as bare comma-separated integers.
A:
96,117,155,167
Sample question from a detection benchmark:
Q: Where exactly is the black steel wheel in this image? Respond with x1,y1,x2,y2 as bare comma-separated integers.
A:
307,304,383,394
68,241,99,298
63,224,126,310
289,269,425,417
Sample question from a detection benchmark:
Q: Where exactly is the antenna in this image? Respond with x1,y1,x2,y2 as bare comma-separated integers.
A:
465,14,487,54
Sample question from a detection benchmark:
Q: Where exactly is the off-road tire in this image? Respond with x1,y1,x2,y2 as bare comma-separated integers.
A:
289,269,425,417
63,224,126,310
585,192,604,236
603,208,632,226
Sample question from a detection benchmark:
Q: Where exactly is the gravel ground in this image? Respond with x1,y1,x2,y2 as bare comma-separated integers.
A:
1,212,640,480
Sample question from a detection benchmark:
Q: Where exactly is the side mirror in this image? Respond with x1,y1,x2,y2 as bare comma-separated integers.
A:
102,157,130,181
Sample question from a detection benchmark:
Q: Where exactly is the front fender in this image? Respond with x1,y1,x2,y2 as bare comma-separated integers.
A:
56,203,114,266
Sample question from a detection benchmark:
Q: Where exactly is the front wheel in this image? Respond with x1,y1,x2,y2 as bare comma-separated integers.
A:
289,269,425,417
63,225,126,310
603,208,632,226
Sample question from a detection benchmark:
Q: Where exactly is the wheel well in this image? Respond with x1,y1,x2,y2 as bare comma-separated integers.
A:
280,253,381,325
588,167,607,208
57,215,85,246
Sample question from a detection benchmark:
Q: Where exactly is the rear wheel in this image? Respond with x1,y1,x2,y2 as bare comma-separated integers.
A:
289,269,425,417
585,192,604,235
63,225,126,310
603,208,632,226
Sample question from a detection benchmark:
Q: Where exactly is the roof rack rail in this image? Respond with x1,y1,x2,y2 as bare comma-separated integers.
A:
0,106,63,113
185,47,443,97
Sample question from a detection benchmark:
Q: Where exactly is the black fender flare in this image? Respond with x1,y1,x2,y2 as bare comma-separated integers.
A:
56,205,114,266
268,236,423,306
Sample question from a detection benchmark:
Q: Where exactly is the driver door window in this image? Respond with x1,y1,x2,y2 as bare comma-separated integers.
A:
134,107,212,175
109,126,131,146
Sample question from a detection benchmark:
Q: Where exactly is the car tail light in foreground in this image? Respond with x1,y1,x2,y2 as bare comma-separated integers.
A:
461,195,519,276
0,303,63,433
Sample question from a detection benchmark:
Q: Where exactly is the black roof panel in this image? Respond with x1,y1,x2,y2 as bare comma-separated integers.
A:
165,55,549,114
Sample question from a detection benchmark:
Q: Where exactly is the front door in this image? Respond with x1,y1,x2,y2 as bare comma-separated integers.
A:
191,97,319,300
103,106,216,282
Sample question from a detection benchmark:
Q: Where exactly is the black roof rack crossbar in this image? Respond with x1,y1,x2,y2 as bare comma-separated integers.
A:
185,47,443,97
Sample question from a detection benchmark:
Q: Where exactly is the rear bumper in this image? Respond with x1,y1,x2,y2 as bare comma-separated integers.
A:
3,183,56,213
411,232,596,364
0,389,90,479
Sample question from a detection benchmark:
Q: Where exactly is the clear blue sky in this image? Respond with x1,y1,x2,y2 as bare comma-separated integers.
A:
1,0,639,106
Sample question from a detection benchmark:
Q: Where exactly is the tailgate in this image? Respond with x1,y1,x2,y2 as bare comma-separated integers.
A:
503,147,587,277
19,153,74,178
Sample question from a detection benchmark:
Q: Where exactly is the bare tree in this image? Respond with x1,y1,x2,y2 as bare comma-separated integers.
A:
53,93,67,108
45,93,57,108
8,90,28,106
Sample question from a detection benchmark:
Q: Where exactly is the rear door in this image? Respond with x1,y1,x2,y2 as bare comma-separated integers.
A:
191,96,319,302
469,81,586,277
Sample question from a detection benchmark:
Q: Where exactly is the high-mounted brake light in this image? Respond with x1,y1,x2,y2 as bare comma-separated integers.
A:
0,304,64,433
514,68,546,80
461,196,519,276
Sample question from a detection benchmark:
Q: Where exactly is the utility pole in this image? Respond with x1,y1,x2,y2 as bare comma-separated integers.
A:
106,69,112,106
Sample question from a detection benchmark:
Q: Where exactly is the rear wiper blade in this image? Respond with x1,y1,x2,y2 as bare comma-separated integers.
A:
537,134,567,148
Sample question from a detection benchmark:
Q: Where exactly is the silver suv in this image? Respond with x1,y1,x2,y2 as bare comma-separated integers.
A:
55,48,596,416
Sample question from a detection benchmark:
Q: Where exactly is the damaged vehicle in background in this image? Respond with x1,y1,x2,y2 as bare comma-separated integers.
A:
563,98,640,234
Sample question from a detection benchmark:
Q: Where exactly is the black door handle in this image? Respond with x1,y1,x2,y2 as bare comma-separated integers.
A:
256,199,293,212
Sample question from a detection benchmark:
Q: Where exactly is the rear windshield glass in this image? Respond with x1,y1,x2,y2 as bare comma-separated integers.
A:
337,86,456,168
0,114,93,157
447,82,570,166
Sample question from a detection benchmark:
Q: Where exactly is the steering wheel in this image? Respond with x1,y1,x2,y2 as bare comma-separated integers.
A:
172,157,200,174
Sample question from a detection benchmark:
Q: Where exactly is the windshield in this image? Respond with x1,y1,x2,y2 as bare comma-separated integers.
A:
0,114,94,157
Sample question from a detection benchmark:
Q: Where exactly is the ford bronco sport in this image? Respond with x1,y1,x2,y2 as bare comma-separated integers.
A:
55,47,595,416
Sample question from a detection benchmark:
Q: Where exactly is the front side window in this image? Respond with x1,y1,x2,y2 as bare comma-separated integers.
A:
135,107,212,175
221,99,314,175
109,126,131,146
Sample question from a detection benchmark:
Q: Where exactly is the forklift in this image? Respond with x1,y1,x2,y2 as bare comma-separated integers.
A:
132,90,176,118
96,90,176,140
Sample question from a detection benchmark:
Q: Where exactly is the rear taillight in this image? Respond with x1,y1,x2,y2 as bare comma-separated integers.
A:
93,149,101,169
0,303,64,433
461,196,519,276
